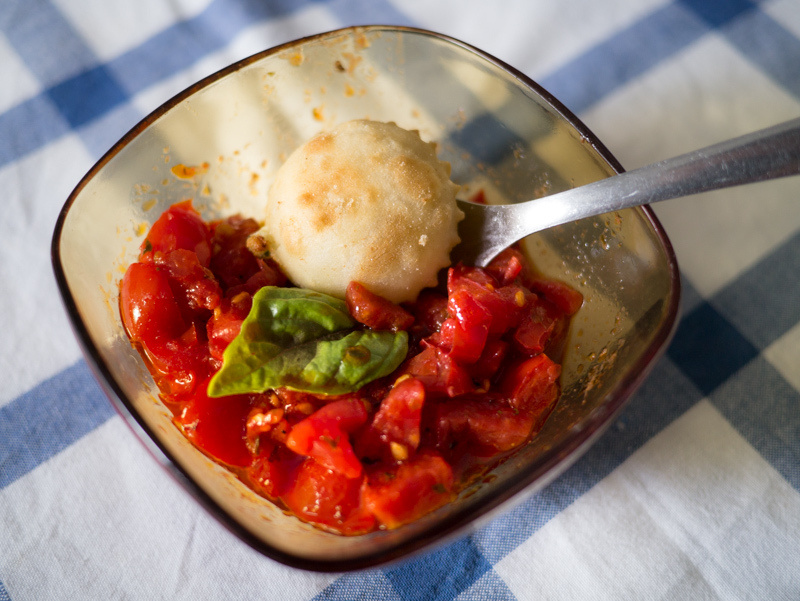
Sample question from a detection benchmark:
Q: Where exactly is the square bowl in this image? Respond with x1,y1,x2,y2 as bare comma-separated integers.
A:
52,26,680,571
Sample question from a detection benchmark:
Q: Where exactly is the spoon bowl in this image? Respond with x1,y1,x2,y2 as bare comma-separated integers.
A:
453,118,800,266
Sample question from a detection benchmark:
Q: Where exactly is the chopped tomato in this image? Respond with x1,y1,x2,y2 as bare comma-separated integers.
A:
206,292,252,360
409,290,449,334
435,397,535,456
285,398,368,478
362,451,454,529
229,258,286,297
447,265,528,335
122,197,577,536
145,333,213,398
528,278,583,315
471,339,509,382
469,189,487,204
449,262,496,289
513,295,564,356
282,459,376,535
346,281,415,331
446,291,491,363
208,216,263,290
403,346,473,397
155,248,222,322
120,261,187,346
249,442,306,500
140,200,211,266
174,381,252,467
356,377,425,462
423,318,455,353
502,355,561,420
486,247,525,287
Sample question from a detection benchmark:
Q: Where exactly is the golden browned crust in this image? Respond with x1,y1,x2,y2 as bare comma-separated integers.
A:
252,120,463,303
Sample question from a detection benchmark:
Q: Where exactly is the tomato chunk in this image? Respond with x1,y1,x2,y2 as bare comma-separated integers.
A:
486,247,525,287
409,290,449,335
346,281,415,331
155,248,222,322
502,355,561,420
447,265,528,335
435,397,535,456
356,377,425,462
282,459,375,535
362,451,454,529
146,334,213,398
120,199,578,536
120,262,187,346
528,278,583,315
403,346,473,397
513,296,563,356
141,200,211,266
286,398,368,478
471,339,509,381
209,217,258,284
446,291,491,364
206,292,252,360
174,381,252,467
249,442,295,498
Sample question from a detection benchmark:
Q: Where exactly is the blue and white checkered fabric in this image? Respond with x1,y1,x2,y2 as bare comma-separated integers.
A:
2,0,799,598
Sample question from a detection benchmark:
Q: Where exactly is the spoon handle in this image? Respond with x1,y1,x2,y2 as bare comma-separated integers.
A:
458,117,800,266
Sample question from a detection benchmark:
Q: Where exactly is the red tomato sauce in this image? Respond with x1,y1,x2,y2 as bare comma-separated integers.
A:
120,201,582,535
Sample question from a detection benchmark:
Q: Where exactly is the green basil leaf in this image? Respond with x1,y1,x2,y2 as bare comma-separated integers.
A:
207,286,408,397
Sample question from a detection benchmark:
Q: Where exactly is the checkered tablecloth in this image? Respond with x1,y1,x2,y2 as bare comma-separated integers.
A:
2,0,799,599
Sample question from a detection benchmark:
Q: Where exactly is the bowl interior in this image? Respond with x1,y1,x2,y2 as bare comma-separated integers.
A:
53,26,679,570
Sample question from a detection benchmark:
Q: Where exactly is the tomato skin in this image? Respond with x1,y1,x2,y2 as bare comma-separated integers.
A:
120,262,187,346
121,260,216,396
362,451,454,529
285,398,368,478
448,263,496,290
141,200,211,266
346,281,415,331
502,354,561,419
174,381,252,467
422,318,455,353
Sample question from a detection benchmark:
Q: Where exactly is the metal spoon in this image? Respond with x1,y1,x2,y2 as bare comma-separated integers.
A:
452,117,800,267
